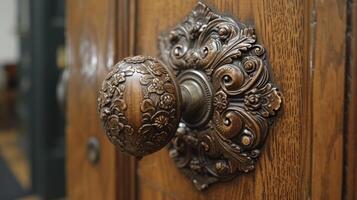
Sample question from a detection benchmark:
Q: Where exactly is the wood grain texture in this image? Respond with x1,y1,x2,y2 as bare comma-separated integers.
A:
66,0,118,199
67,0,138,199
136,0,313,199
346,0,357,199
310,0,346,199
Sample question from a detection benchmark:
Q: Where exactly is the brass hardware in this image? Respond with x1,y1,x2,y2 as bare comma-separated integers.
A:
178,70,213,128
98,2,282,190
98,56,182,158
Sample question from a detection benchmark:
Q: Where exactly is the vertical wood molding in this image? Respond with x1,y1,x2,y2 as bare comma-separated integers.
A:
116,0,137,200
303,0,315,198
310,0,346,199
345,0,357,199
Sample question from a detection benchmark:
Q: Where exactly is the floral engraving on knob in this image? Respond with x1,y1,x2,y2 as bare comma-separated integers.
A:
152,111,170,130
136,58,180,156
98,56,180,158
123,55,148,64
97,65,133,151
160,2,283,189
147,78,165,94
159,94,175,110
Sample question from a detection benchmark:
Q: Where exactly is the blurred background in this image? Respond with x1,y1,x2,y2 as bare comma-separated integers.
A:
0,0,66,199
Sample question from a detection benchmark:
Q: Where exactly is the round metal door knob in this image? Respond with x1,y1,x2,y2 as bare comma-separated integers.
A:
98,55,214,159
98,56,182,158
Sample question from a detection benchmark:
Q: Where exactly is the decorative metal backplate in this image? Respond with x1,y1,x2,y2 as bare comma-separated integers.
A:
159,2,282,190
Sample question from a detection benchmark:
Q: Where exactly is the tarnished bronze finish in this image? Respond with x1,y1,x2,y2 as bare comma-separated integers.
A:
98,2,282,190
98,56,182,158
178,70,213,128
159,2,282,190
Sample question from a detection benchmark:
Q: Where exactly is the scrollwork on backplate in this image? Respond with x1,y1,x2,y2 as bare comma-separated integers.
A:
98,56,181,158
159,2,282,190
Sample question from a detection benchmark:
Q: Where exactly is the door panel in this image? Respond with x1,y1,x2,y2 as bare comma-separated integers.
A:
310,1,346,199
66,0,117,199
135,0,345,199
66,0,354,199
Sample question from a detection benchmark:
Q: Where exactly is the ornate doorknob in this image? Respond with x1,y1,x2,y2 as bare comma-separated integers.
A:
98,56,213,158
97,2,283,190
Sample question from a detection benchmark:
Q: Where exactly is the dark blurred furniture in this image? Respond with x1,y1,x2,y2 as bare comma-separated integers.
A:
0,63,17,129
17,0,65,198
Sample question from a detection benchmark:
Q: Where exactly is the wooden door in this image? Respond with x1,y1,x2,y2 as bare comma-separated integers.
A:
66,0,357,199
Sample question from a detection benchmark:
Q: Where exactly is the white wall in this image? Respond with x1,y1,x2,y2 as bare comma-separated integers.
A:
0,0,18,64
